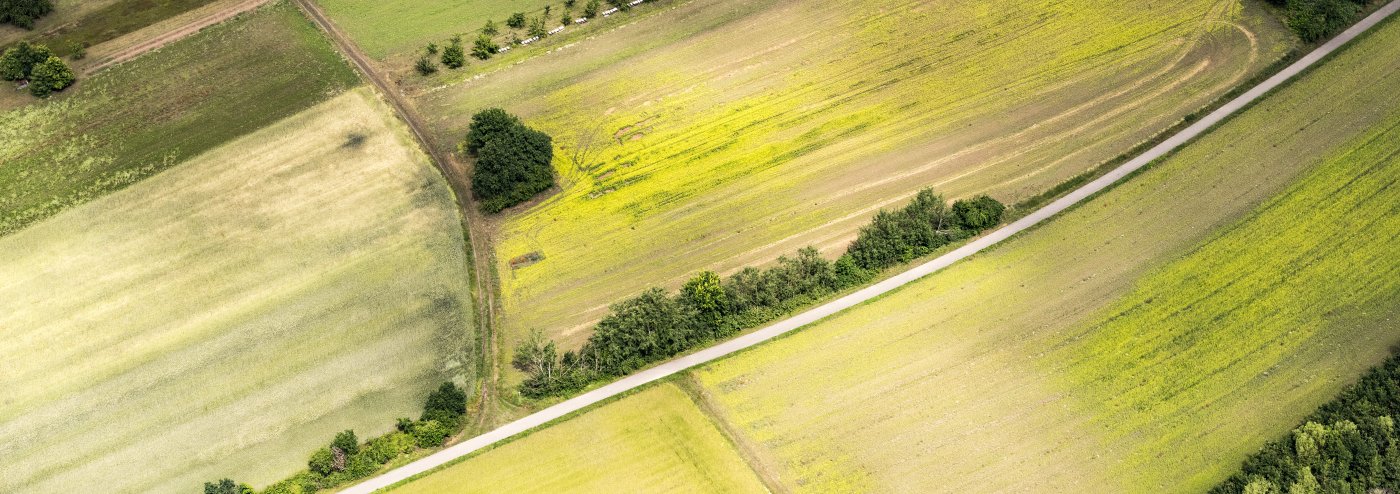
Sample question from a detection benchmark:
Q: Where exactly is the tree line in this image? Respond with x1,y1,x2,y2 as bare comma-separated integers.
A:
513,189,1006,398
0,0,52,29
204,382,469,494
1267,0,1371,42
415,0,642,76
1212,352,1400,494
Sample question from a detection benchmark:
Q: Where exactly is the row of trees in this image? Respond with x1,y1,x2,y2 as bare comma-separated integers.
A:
464,108,557,213
1212,353,1400,494
0,0,52,29
415,0,641,76
0,41,75,97
1267,0,1369,42
206,382,469,494
514,189,1006,398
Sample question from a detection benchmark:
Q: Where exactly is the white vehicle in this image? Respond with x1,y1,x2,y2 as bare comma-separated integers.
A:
602,7,619,16
574,17,588,24
498,45,510,53
548,26,565,35
520,36,539,45
628,0,643,6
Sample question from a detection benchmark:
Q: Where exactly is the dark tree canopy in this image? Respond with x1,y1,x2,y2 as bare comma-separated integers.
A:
465,109,555,212
27,55,73,97
0,0,54,29
0,41,54,80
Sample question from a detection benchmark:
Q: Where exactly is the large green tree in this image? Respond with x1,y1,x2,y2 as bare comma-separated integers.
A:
0,0,53,29
465,109,555,212
0,41,53,80
28,55,74,97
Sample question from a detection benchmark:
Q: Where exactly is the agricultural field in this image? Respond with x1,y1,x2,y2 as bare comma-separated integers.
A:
690,13,1400,493
391,384,766,493
0,0,218,58
0,88,476,493
414,0,1296,383
0,1,359,235
315,0,553,61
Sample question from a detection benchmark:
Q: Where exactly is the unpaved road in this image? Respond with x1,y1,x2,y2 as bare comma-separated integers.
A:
337,1,1400,492
84,0,272,75
290,0,503,433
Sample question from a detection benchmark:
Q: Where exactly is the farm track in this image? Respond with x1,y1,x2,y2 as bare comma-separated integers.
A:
291,0,503,434
334,2,1400,492
83,0,274,75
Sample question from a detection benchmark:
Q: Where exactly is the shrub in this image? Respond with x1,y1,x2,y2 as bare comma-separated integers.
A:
441,39,466,69
331,429,359,457
1280,0,1364,42
584,0,600,17
202,478,251,494
481,19,498,36
0,41,54,81
423,382,467,419
365,432,415,464
415,56,438,76
472,34,499,60
951,195,1006,231
0,0,53,29
412,420,450,448
27,55,74,97
507,12,526,29
308,447,336,476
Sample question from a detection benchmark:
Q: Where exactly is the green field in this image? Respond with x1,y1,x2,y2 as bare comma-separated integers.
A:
689,14,1400,492
0,0,219,57
0,1,359,236
0,88,476,493
391,384,766,493
413,0,1294,386
315,0,553,60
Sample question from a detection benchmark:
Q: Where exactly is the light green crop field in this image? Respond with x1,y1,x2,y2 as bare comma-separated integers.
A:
0,88,476,493
391,384,766,494
0,1,359,236
315,0,553,60
414,0,1294,384
691,14,1400,493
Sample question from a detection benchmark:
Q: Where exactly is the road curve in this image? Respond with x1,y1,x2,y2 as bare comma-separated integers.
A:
341,2,1400,492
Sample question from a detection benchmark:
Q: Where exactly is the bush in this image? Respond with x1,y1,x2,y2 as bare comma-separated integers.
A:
412,420,450,448
202,478,251,494
472,34,499,60
465,109,556,212
507,12,526,29
0,0,53,29
951,195,1006,231
0,41,54,81
331,429,359,457
1279,0,1364,42
583,0,600,17
441,39,466,69
27,55,74,97
308,447,336,476
365,432,415,464
415,56,438,76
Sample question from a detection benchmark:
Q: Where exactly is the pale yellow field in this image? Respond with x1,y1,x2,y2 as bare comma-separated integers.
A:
415,0,1295,384
0,88,475,493
691,15,1400,493
391,383,767,494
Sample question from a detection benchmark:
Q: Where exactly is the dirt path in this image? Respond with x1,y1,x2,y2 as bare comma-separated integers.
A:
289,0,503,433
83,0,272,75
332,2,1400,492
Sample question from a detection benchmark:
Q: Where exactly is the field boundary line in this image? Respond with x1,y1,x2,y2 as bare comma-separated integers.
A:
83,0,273,75
340,2,1400,492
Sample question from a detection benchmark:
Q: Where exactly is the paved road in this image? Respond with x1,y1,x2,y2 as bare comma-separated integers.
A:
340,2,1400,492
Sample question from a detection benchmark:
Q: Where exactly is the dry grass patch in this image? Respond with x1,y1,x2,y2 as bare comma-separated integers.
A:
0,88,474,494
390,383,766,494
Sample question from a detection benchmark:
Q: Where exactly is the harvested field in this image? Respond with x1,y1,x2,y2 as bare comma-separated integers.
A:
416,0,1294,384
0,88,476,493
690,14,1400,493
0,0,219,57
390,384,766,494
0,1,359,234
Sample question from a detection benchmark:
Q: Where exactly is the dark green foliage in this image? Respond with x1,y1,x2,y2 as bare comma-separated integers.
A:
471,34,498,60
583,0,600,18
27,54,74,97
465,108,556,212
515,188,1004,399
507,12,526,29
1211,354,1400,494
202,478,251,494
415,56,438,76
528,15,548,37
0,41,54,81
1276,0,1365,42
308,447,335,476
412,420,450,448
481,19,498,36
422,382,467,421
607,0,632,11
0,0,53,29
426,42,438,55
441,39,465,69
331,430,359,457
